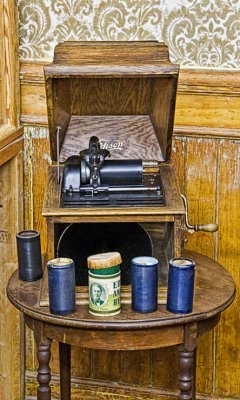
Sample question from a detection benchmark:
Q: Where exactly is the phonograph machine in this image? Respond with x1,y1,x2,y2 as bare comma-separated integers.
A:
41,41,217,304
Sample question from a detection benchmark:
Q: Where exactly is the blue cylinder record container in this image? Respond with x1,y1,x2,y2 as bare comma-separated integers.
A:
167,258,195,314
131,256,158,313
47,258,76,315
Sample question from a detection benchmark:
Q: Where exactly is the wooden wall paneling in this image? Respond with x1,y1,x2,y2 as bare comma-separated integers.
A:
120,350,151,386
19,65,240,135
0,0,4,125
171,136,186,191
184,137,218,394
20,63,47,126
25,326,35,372
32,132,50,254
184,137,218,258
91,350,121,382
2,0,20,127
23,126,50,251
71,347,91,379
152,347,179,391
23,127,34,230
23,128,49,378
0,133,22,165
215,139,240,396
175,93,240,129
20,81,48,125
0,2,22,398
151,136,185,392
0,150,23,400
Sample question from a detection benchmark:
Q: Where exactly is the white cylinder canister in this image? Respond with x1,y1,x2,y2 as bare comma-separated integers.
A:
87,252,122,316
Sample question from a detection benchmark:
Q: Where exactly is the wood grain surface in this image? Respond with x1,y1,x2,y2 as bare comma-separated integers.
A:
7,250,235,330
215,140,240,396
59,115,163,162
0,153,23,400
19,59,240,399
7,250,235,400
0,2,22,399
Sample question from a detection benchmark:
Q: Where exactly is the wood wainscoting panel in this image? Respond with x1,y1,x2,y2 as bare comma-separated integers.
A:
152,137,185,392
23,127,50,253
184,137,218,394
184,137,217,258
0,150,23,400
121,350,151,386
175,93,240,129
91,350,121,382
20,63,240,135
152,136,217,395
171,137,186,191
215,140,240,396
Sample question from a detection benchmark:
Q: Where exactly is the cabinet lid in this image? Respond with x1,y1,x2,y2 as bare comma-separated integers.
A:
44,41,179,163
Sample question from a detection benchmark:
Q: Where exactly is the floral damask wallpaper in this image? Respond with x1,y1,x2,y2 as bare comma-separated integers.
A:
18,0,240,69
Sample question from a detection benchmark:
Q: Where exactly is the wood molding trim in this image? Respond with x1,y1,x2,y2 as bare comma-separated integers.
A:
25,372,239,400
0,135,23,167
178,69,240,96
20,63,240,94
0,125,23,151
19,62,240,136
174,125,240,140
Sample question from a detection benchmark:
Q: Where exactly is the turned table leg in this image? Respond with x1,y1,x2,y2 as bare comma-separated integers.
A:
178,323,197,400
178,347,195,400
36,339,52,400
59,342,71,400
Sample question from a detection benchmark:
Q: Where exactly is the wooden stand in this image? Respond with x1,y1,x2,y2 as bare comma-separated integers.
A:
42,163,184,302
7,250,236,400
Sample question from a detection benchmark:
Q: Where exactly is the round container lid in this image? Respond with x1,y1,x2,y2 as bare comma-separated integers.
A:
17,230,40,240
170,258,195,268
87,252,122,270
47,258,73,268
131,256,158,266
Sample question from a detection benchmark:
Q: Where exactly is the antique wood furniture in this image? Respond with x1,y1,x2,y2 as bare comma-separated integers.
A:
0,1,23,397
0,131,23,398
7,250,235,400
42,41,185,301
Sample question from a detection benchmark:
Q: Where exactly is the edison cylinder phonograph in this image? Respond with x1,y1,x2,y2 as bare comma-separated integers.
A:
41,41,217,304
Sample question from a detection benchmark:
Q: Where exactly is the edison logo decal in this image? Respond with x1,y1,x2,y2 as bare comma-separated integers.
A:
99,139,124,150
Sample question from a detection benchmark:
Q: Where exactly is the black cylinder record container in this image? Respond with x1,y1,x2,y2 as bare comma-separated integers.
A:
16,230,43,281
131,256,158,313
167,258,195,314
47,258,76,315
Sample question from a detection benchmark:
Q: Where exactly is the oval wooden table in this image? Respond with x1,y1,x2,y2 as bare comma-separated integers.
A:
7,250,235,400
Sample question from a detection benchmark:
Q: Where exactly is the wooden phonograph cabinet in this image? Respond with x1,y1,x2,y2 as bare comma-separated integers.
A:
42,41,216,304
42,41,186,304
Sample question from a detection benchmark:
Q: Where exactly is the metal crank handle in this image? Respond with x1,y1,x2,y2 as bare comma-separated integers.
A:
181,194,218,233
193,223,218,232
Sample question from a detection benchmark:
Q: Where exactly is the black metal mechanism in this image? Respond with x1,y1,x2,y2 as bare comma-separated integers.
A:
61,136,165,207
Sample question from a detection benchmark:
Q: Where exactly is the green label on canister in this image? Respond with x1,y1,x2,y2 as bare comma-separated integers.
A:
88,271,121,316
